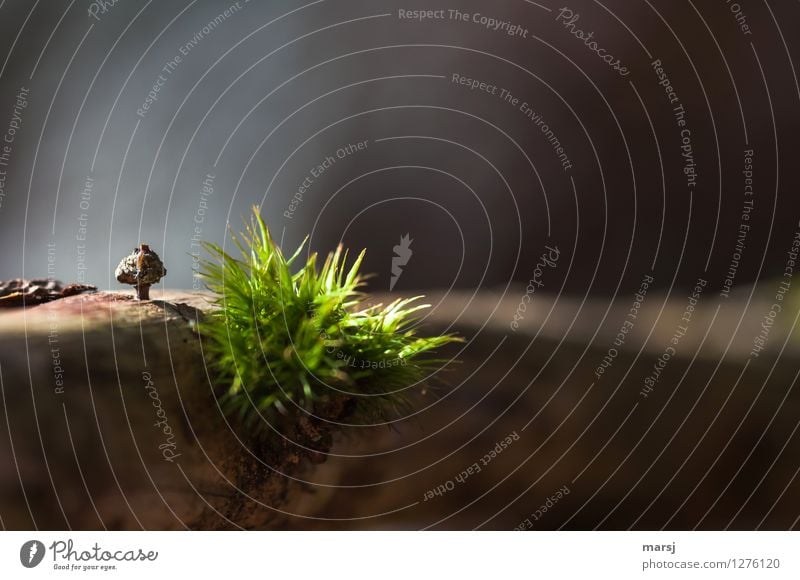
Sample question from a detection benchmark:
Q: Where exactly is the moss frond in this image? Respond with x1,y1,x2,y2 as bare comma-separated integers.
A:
199,206,460,431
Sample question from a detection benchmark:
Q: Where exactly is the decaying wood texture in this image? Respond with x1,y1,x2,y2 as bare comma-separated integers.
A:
0,290,346,529
1,285,799,529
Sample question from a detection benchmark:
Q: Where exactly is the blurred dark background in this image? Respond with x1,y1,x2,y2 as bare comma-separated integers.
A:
0,0,797,297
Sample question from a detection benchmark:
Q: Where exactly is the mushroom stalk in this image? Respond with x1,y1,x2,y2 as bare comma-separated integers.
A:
136,282,151,301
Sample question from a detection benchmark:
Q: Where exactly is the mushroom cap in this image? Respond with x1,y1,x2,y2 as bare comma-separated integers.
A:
115,244,167,286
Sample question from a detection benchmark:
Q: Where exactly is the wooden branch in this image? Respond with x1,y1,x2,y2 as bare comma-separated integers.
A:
0,290,341,529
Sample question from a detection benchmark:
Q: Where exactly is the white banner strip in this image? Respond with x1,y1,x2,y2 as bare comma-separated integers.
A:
0,531,798,578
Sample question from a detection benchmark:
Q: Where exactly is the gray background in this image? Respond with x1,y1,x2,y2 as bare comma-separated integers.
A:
0,0,798,296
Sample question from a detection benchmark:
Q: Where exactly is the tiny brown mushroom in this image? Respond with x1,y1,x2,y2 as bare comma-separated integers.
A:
115,244,167,300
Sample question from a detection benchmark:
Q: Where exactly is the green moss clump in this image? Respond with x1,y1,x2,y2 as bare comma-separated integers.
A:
199,207,459,431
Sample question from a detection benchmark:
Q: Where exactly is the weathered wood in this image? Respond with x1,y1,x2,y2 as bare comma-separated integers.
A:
0,290,342,529
2,285,799,530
